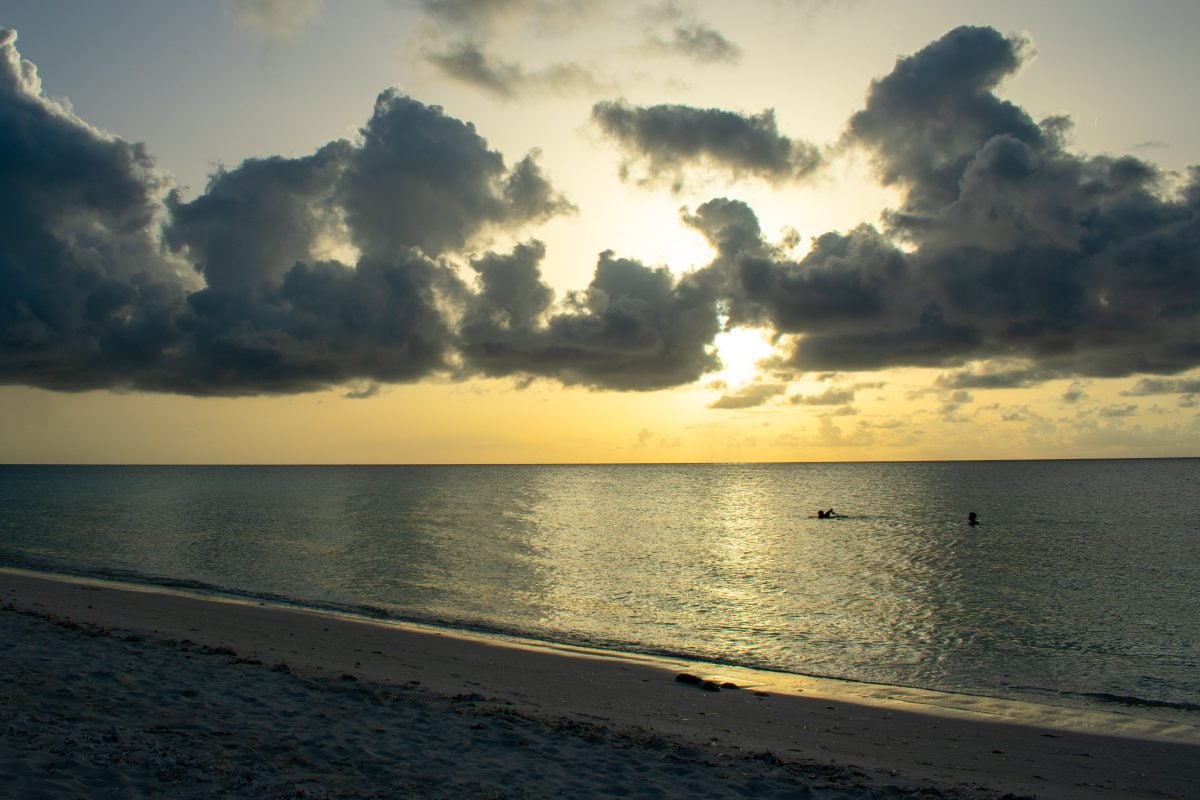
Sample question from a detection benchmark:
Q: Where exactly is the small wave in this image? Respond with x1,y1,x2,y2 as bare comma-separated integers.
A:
1007,682,1200,715
1074,692,1200,714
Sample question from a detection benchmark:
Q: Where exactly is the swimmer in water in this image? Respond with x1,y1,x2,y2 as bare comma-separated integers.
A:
968,511,980,526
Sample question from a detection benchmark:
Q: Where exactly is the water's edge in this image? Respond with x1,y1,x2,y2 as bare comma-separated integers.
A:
5,559,1199,744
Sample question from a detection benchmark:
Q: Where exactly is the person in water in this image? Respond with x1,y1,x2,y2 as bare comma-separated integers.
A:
968,511,980,526
818,508,837,519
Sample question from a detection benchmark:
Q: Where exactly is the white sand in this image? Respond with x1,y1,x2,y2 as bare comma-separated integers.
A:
2,568,1197,799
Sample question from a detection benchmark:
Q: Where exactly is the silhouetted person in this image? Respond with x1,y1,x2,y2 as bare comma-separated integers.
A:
817,509,827,519
968,511,980,526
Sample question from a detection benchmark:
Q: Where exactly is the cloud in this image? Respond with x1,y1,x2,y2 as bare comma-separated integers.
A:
657,24,741,63
935,363,1063,389
0,27,575,396
344,382,382,399
845,25,1040,216
592,101,823,187
460,247,723,390
5,23,1200,400
709,382,786,409
426,42,601,99
227,0,325,37
680,26,1200,381
1129,140,1169,152
1121,377,1200,396
416,0,588,35
789,386,855,405
636,1,740,63
0,28,192,392
939,389,974,418
1062,380,1089,404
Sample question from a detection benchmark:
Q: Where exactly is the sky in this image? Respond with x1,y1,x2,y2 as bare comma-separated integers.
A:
2,0,1199,464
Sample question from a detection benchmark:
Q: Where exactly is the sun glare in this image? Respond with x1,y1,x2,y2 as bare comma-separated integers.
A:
710,327,776,388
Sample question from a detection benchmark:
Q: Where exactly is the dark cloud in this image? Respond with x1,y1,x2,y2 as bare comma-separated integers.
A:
592,101,823,187
678,26,1200,382
166,145,349,292
0,27,577,395
846,25,1040,217
5,23,1200,401
341,90,572,254
153,89,574,394
426,42,600,99
935,364,1063,390
344,382,382,399
161,251,462,395
1121,377,1200,396
461,247,723,390
0,28,191,392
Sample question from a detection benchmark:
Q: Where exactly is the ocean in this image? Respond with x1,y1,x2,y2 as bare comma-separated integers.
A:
1,460,1197,725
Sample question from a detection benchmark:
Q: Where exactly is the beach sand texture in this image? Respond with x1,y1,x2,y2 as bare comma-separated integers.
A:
2,570,1197,799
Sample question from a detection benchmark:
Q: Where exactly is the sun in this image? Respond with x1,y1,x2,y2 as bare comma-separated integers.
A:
710,327,776,388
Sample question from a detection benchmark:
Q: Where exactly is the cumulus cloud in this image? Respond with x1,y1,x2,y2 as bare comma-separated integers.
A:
0,28,574,395
4,23,1200,401
460,247,723,389
678,26,1200,382
592,101,823,187
0,28,192,392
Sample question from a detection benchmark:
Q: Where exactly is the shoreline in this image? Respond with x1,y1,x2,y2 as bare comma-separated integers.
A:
3,567,1198,798
4,565,1196,740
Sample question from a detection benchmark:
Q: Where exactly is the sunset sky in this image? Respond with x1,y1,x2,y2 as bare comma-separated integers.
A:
2,0,1199,463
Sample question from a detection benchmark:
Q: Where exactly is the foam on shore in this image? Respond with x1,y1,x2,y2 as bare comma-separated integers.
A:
3,567,1197,799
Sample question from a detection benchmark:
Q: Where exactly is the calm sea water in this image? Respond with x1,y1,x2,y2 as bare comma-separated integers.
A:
1,460,1197,723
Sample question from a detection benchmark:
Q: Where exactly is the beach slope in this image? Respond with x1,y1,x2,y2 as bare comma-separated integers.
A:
2,569,1196,799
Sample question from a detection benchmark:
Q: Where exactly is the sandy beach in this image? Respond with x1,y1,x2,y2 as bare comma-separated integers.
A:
2,569,1196,799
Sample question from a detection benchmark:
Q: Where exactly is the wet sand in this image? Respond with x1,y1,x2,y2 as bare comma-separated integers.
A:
2,568,1196,799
